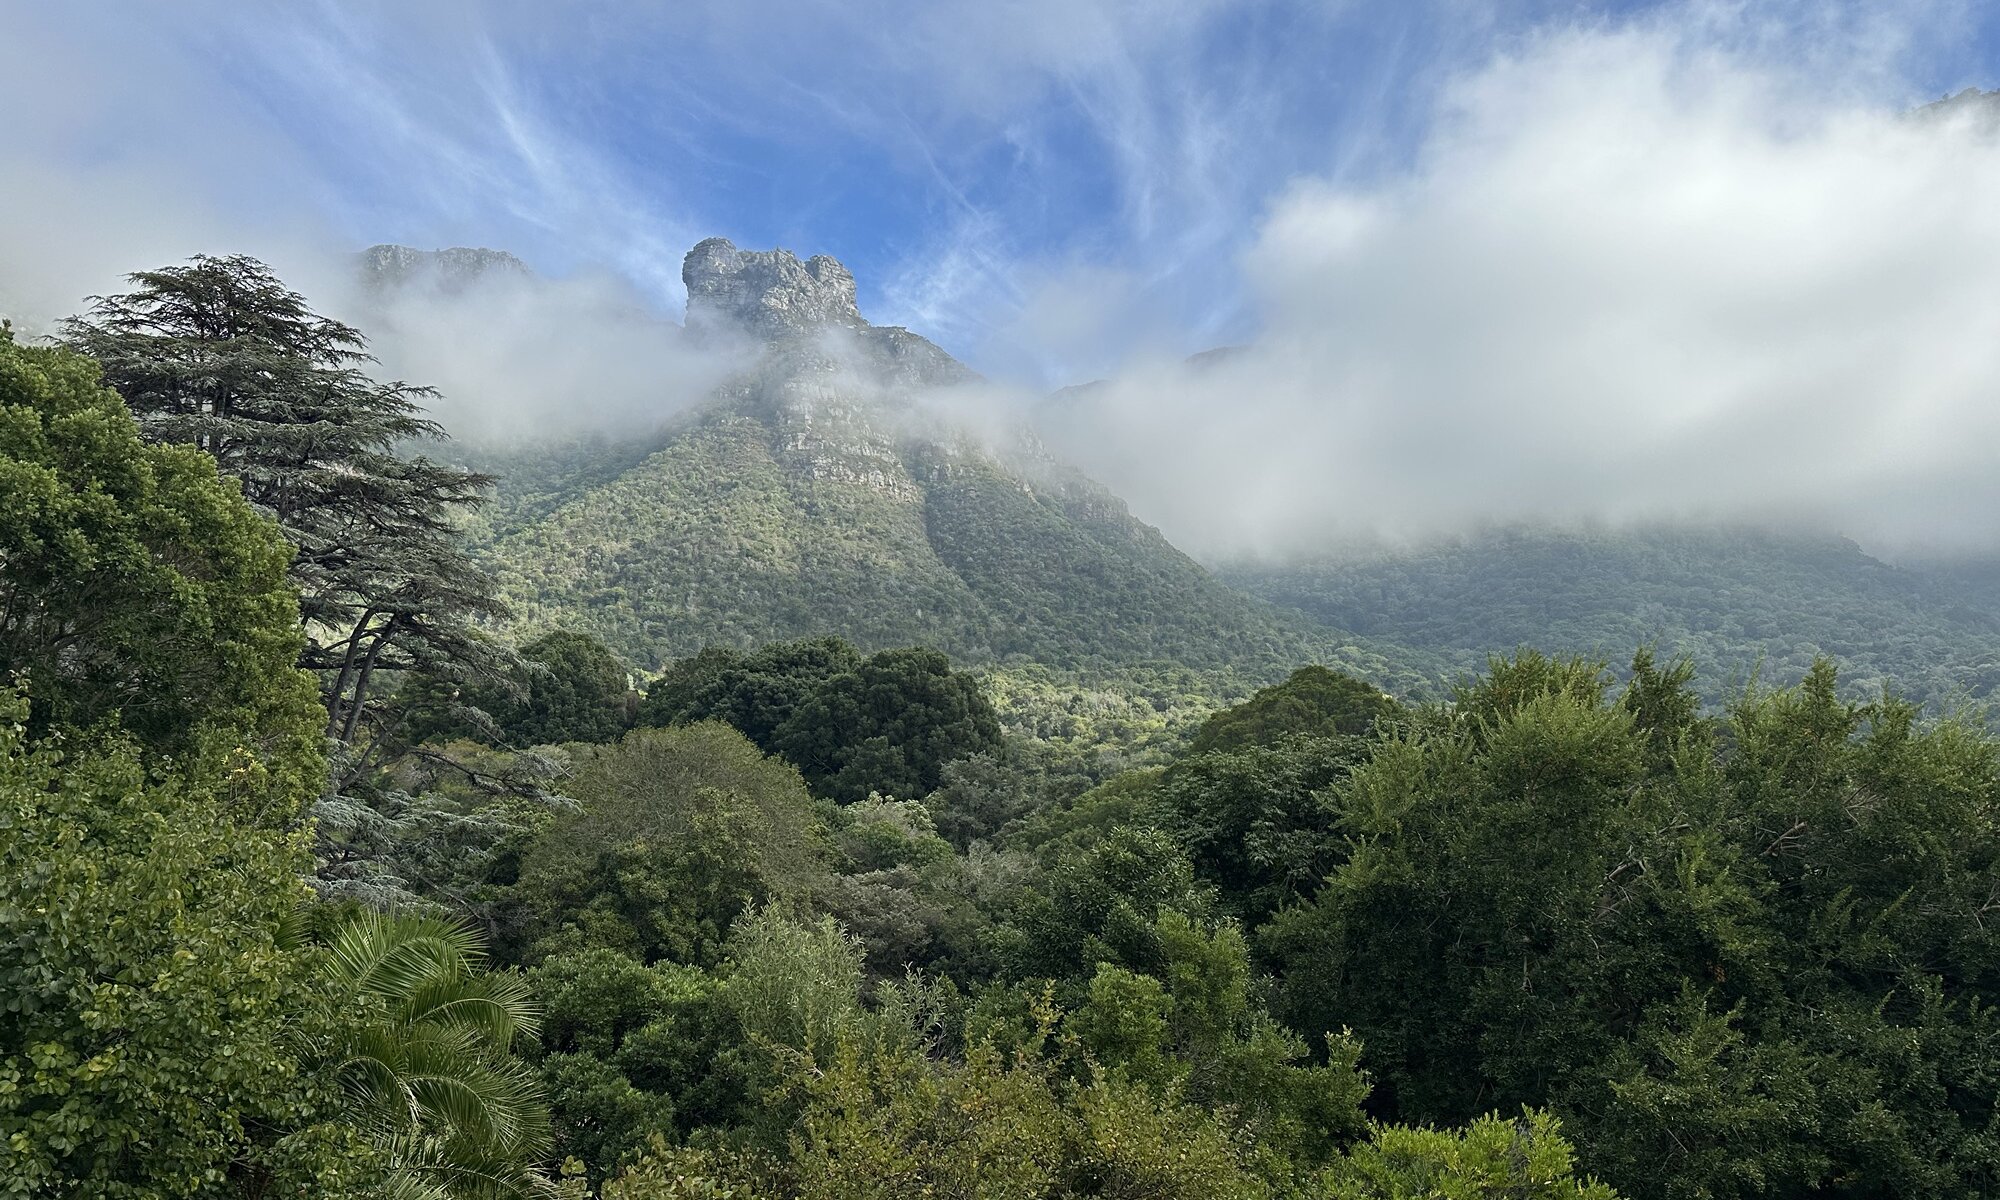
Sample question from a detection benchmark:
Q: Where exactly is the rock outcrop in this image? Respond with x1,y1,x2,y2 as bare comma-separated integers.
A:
360,244,531,291
1914,87,2000,131
683,237,866,340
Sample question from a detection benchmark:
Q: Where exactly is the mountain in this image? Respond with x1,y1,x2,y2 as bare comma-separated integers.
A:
1220,524,2000,705
1916,86,2000,129
360,244,531,292
377,241,2000,711
422,239,1426,690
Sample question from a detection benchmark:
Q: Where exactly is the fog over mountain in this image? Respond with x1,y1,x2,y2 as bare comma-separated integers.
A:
352,245,742,443
439,235,1426,689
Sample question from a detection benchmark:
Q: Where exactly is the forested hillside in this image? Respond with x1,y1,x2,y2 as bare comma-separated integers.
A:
450,241,1427,693
1223,524,2000,706
14,0,2000,1187
7,249,2000,1200
472,411,1350,677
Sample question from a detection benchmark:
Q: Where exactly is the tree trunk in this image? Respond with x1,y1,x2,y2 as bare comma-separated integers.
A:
323,608,378,739
340,616,398,744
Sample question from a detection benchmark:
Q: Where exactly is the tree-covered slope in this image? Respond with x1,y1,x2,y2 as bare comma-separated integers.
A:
913,452,1349,671
467,239,1430,690
485,409,984,664
478,403,1426,685
1220,524,2000,704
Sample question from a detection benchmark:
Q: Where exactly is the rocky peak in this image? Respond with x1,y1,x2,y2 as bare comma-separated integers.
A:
1914,86,2000,131
361,245,531,291
683,237,866,340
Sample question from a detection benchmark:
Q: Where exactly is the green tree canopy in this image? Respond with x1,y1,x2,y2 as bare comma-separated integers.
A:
1187,665,1399,754
61,255,504,763
500,723,830,966
467,629,633,747
994,824,1215,987
639,637,863,749
1154,734,1375,922
524,948,716,1182
770,646,1003,803
597,933,1611,1200
0,328,321,820
643,639,1004,804
1322,1110,1618,1200
1263,652,2000,1200
0,693,365,1197
0,681,557,1198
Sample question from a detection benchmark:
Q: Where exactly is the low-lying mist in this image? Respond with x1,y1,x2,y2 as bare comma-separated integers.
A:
351,263,741,446
0,226,744,452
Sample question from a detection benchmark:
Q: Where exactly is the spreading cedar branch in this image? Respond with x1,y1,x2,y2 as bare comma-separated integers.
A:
62,255,510,754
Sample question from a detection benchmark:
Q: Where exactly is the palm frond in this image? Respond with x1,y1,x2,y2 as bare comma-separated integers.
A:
402,971,541,1044
314,910,553,1199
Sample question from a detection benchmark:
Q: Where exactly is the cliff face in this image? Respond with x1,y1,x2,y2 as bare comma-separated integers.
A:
682,238,988,501
1916,86,2000,128
360,244,531,292
683,237,865,340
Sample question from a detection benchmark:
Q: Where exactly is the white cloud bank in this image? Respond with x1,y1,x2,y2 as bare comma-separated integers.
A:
352,265,739,444
1038,20,2000,560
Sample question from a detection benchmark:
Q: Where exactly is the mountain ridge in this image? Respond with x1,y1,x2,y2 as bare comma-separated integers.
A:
1221,522,2000,705
373,240,2000,712
392,239,1427,690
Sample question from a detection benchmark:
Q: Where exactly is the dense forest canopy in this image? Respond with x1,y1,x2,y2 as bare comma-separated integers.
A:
1221,525,2000,708
4,250,1999,1200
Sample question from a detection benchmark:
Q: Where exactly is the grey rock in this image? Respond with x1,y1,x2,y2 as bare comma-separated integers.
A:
683,237,867,340
680,240,977,474
1913,86,2000,132
857,325,976,388
360,244,532,292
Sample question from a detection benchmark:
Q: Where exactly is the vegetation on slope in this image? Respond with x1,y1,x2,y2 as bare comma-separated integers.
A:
1222,523,2000,705
466,399,1434,698
0,327,547,1199
14,251,2000,1200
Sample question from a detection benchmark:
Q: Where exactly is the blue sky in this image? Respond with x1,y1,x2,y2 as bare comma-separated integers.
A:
8,0,1996,387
